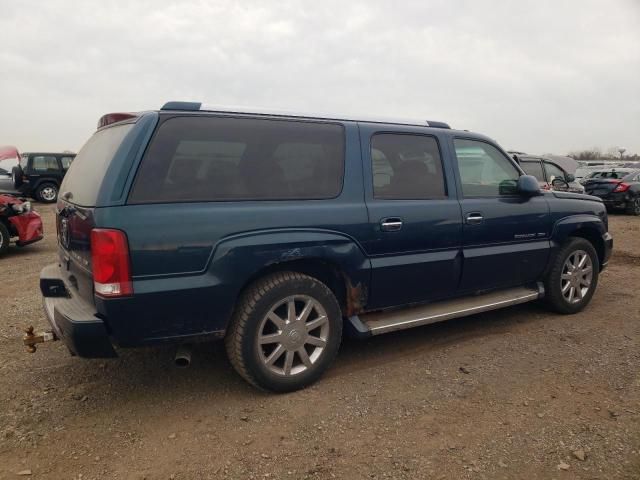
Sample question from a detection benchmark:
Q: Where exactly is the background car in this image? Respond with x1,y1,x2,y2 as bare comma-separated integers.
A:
584,169,640,215
579,168,634,185
12,152,76,203
0,193,44,255
516,155,584,193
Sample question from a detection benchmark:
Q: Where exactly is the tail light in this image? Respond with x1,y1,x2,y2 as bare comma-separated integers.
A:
613,182,630,193
90,228,133,297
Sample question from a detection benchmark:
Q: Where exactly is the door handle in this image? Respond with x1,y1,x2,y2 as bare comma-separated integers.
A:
380,218,403,232
465,212,483,225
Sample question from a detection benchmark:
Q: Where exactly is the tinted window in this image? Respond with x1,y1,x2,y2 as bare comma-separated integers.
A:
543,162,566,181
60,156,74,170
61,124,133,207
129,116,345,203
520,160,545,181
32,156,59,172
370,134,445,199
454,139,520,197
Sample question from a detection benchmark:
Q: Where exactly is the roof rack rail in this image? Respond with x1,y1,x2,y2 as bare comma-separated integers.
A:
160,101,451,129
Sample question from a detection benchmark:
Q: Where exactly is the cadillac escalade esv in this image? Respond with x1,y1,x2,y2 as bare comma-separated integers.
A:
37,102,613,392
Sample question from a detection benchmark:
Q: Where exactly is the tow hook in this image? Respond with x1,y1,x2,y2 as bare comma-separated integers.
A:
23,326,58,353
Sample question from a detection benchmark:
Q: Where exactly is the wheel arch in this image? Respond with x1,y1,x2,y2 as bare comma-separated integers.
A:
236,257,366,318
550,215,607,269
569,227,605,268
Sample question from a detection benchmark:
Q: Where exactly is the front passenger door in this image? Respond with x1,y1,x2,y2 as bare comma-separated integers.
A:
453,138,550,293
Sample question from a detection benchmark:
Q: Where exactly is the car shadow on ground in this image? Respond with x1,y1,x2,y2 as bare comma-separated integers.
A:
64,300,552,406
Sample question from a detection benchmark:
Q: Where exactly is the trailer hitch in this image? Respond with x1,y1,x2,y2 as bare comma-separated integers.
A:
23,326,57,353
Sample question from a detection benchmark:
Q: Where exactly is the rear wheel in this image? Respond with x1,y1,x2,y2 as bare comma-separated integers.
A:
625,196,640,216
36,182,58,203
543,238,599,314
0,222,10,256
225,272,343,392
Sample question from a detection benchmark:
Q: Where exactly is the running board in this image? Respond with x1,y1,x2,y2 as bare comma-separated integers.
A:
349,284,543,336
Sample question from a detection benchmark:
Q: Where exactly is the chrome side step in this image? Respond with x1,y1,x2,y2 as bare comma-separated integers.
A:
351,284,543,336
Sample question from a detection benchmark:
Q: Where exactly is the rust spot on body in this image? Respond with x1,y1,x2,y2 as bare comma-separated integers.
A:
345,281,367,316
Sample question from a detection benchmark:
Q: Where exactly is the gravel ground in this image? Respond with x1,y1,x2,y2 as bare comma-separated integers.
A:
0,204,638,480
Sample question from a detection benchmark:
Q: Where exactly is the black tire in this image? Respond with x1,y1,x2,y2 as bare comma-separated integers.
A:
11,167,23,188
225,272,343,392
543,238,599,314
0,222,10,256
625,196,640,216
35,182,58,203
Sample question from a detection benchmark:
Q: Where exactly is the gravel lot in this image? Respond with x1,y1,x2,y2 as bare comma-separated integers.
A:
0,204,638,479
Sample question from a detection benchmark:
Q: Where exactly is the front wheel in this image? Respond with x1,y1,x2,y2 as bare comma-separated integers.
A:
625,196,640,216
225,272,343,392
543,238,599,314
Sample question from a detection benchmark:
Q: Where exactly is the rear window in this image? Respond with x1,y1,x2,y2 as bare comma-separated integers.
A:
60,124,133,206
128,115,345,203
32,156,59,172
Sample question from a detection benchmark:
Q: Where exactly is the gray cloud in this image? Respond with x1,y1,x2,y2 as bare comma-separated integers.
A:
1,0,639,155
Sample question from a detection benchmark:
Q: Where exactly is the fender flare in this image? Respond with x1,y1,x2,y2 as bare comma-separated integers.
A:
208,228,371,313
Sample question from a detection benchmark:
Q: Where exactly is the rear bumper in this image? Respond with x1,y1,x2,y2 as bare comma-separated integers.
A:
40,263,116,358
596,192,632,208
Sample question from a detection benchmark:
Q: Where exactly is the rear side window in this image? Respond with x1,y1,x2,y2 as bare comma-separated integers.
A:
454,139,520,197
32,156,59,172
520,160,544,181
129,116,345,203
61,124,133,207
370,133,446,199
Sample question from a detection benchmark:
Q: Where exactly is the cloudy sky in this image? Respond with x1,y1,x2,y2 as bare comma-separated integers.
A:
1,0,639,155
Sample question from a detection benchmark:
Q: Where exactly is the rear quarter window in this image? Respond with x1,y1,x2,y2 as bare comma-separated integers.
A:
60,124,133,207
128,115,345,203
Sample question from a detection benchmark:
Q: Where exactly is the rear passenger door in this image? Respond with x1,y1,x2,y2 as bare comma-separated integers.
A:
452,138,550,293
360,125,463,309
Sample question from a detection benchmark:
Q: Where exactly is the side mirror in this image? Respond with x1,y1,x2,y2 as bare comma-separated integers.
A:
517,175,541,196
551,177,570,191
565,173,575,183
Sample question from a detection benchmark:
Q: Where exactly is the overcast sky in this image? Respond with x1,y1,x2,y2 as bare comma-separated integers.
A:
1,0,639,155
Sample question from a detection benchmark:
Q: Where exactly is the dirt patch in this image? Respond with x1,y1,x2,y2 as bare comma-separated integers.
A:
0,204,639,479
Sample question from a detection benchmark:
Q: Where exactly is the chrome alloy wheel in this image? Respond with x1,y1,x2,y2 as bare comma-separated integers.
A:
257,295,330,376
40,186,57,201
560,249,593,304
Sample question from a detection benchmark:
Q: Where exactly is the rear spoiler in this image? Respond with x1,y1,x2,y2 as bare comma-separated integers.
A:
97,113,139,129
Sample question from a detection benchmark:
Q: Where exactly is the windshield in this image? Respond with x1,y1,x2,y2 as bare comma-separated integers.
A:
60,124,133,206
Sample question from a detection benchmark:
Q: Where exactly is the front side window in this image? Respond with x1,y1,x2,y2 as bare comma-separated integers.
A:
129,116,345,203
543,162,566,182
370,133,446,199
454,139,520,197
32,156,59,172
520,160,544,181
